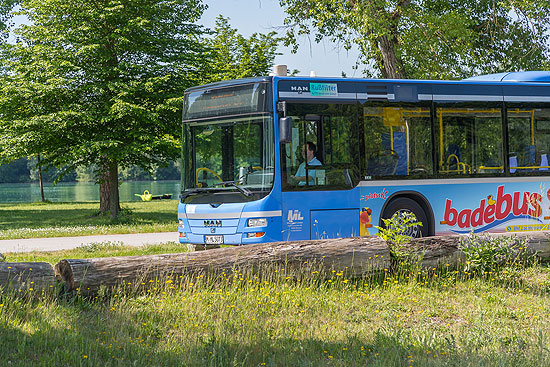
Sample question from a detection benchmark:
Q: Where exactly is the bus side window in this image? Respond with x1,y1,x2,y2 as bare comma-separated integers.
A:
436,107,503,175
363,105,432,178
282,103,360,190
507,108,550,174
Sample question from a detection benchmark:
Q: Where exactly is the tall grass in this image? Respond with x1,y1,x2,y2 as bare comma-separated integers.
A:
1,255,549,366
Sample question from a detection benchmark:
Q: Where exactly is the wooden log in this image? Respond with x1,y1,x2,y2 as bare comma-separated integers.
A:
54,231,550,295
405,235,465,269
54,236,391,294
0,262,56,291
405,231,550,269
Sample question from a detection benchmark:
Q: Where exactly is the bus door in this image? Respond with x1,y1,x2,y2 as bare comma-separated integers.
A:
280,103,361,241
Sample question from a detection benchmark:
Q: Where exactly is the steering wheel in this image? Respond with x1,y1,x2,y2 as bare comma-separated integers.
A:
196,167,223,188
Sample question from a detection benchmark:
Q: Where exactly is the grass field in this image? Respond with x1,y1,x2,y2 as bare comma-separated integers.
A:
0,200,178,240
1,242,549,366
1,204,549,366
2,241,188,264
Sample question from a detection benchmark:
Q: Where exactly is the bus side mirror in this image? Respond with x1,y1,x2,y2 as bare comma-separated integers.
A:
279,117,292,144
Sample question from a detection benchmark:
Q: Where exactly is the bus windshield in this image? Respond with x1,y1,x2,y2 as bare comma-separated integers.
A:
182,114,275,202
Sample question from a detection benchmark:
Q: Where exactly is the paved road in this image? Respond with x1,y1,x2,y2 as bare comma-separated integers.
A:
0,232,180,253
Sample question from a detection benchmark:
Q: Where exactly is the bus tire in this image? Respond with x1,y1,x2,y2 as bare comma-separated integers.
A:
381,197,429,238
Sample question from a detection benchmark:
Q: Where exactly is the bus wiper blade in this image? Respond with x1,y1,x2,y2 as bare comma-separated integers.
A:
211,181,253,197
179,188,210,201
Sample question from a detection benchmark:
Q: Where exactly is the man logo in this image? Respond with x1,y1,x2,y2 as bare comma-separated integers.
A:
287,210,304,223
204,220,222,227
290,85,309,94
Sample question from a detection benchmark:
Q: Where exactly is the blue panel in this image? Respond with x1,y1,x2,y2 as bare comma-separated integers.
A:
188,219,240,227
282,188,360,241
503,84,550,99
502,71,550,83
464,73,510,82
189,227,238,235
432,83,502,101
310,209,359,239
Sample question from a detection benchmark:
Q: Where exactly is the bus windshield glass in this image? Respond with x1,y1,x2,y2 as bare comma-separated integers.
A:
182,114,275,202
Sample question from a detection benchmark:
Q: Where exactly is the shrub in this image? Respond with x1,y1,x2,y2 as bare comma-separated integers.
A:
459,232,529,274
376,212,421,259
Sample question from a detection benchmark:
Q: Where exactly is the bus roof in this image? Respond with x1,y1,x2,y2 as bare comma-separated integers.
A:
184,72,550,104
464,71,550,83
185,71,550,91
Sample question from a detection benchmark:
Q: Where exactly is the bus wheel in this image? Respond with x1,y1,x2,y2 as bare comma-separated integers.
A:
382,198,428,238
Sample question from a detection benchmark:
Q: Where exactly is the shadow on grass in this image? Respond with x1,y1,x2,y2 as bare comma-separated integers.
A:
0,202,177,231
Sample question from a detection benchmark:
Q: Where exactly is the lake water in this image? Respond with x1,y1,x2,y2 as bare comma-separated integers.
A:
0,180,182,203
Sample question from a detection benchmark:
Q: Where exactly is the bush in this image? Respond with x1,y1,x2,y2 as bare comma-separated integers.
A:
459,232,529,274
376,212,421,259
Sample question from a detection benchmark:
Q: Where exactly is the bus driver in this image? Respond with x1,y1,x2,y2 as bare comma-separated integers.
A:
291,141,322,186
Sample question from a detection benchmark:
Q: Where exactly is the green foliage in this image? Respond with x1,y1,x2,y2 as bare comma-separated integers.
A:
376,211,421,258
280,0,550,79
0,0,18,41
0,0,212,216
0,158,30,183
459,232,530,274
0,3,279,216
201,15,281,83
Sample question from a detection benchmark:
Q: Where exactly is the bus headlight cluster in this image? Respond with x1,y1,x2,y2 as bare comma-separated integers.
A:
248,218,267,227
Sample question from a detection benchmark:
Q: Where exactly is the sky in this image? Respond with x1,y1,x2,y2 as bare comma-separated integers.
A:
202,0,362,77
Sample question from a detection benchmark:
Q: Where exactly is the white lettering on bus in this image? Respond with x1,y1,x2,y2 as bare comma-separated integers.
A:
361,189,389,201
287,210,304,223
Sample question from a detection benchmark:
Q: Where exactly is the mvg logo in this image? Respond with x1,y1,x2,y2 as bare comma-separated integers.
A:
287,210,304,223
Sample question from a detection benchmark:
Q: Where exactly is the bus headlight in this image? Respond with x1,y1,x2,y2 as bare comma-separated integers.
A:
248,218,267,227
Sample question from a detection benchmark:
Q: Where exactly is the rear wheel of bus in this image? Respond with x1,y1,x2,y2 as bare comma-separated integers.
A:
381,197,429,238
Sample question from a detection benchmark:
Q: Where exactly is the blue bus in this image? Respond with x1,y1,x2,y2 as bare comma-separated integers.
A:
178,69,550,246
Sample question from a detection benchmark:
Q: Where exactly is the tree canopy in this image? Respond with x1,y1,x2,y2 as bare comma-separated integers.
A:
202,15,280,83
280,0,550,79
0,0,208,217
0,0,18,40
0,1,281,216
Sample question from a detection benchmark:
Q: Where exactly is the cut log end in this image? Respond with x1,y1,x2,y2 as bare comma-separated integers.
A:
54,260,75,293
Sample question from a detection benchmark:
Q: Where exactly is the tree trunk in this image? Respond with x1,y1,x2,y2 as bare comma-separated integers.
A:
377,34,407,79
99,158,120,219
37,154,45,202
0,262,56,291
55,237,391,295
53,232,550,295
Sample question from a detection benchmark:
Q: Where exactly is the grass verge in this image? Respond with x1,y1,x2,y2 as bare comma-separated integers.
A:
2,241,189,264
0,200,178,239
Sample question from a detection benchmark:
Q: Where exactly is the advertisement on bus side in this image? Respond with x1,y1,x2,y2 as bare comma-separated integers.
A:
360,181,550,235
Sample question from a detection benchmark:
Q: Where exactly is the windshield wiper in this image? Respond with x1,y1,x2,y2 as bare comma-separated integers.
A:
179,188,212,201
211,181,253,197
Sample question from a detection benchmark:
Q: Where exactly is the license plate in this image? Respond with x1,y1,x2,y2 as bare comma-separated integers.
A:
205,235,224,245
